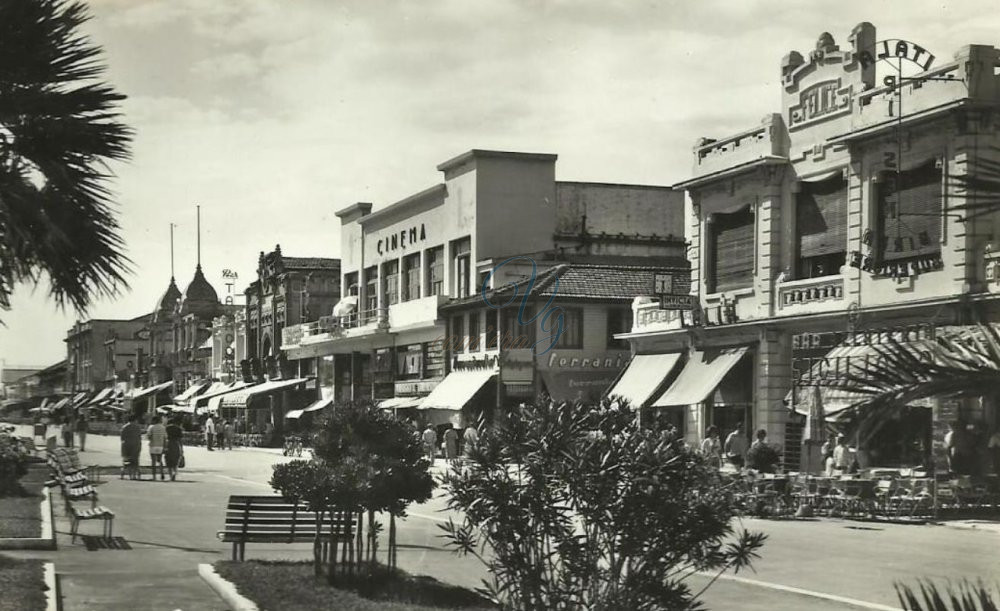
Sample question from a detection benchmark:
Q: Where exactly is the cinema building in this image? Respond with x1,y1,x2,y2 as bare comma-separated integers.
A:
613,24,1000,470
281,149,687,424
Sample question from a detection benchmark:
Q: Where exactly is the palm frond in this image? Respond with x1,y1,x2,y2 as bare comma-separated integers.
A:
0,0,132,315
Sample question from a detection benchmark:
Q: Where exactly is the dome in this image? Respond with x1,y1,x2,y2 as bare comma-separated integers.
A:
152,277,181,323
180,264,220,317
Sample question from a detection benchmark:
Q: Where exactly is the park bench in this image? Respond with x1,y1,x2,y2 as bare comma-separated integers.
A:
216,495,356,561
68,503,115,543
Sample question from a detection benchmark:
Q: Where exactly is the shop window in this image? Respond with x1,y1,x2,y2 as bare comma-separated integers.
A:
606,307,632,349
876,160,943,263
554,307,583,349
364,266,378,313
402,253,421,301
383,260,399,306
397,345,424,380
468,311,480,351
486,309,499,349
427,247,444,296
707,205,755,293
452,314,465,353
452,237,471,298
796,174,847,278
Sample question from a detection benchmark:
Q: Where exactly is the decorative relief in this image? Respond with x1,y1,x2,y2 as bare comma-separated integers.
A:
789,79,853,129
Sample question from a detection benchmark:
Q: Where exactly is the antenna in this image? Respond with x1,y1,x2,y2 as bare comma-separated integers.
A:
169,223,175,279
196,205,201,268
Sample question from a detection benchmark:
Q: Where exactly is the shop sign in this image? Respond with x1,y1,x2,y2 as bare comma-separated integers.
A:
282,325,304,347
376,223,427,256
653,272,693,310
541,370,620,403
394,380,438,396
454,354,499,371
858,39,935,72
500,349,534,384
543,351,628,371
848,250,943,278
789,79,851,128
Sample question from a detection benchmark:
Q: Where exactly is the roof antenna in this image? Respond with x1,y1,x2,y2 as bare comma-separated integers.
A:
169,222,175,279
196,204,201,270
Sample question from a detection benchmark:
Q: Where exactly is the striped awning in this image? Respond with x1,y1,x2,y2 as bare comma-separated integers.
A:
652,347,749,408
218,378,308,409
378,396,424,410
174,382,208,404
605,353,683,409
129,380,175,401
419,370,493,411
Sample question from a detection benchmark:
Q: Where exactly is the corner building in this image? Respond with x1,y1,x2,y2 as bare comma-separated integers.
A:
282,149,687,418
616,23,1000,468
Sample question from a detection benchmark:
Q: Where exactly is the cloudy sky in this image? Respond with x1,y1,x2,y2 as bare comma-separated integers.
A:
1,0,997,368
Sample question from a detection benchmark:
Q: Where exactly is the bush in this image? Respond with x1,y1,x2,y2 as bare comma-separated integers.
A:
896,579,1000,611
0,433,30,496
439,401,766,610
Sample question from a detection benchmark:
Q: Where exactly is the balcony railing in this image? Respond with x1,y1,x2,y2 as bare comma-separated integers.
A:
632,301,685,333
778,276,845,308
285,307,389,346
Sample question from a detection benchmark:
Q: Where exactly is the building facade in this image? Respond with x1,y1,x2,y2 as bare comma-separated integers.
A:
281,148,687,416
66,315,152,392
616,24,1000,469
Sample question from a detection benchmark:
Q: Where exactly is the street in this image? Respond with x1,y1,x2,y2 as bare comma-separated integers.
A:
6,423,1000,610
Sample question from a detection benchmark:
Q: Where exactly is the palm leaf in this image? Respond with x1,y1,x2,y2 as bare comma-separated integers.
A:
0,0,132,315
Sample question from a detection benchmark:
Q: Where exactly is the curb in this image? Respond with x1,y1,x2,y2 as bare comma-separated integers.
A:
44,562,61,611
929,520,1000,535
198,563,259,611
0,487,57,550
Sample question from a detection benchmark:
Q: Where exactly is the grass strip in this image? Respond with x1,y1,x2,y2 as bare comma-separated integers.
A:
0,554,47,611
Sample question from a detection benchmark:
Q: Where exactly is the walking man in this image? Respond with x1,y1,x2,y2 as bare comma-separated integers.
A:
724,422,749,470
147,416,167,481
204,414,216,451
422,425,438,462
77,406,89,451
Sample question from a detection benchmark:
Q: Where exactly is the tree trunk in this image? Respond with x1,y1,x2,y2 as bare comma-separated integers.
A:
356,510,364,576
388,513,396,571
313,510,323,577
326,509,339,585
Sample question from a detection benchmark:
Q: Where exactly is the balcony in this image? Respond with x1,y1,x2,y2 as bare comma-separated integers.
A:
777,275,845,314
282,307,389,348
631,300,685,333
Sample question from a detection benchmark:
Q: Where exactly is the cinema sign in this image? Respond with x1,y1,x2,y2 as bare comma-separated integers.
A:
376,223,427,256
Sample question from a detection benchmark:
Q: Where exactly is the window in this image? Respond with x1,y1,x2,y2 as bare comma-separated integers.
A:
555,307,583,349
402,253,421,301
796,174,847,278
364,266,378,313
486,309,499,349
427,247,444,296
501,306,535,349
876,160,942,263
606,308,632,349
708,205,755,293
383,260,399,306
452,237,471,298
477,271,490,294
468,312,480,351
344,271,359,297
451,315,465,353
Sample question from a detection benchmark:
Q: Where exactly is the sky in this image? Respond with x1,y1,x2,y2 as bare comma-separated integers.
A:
2,0,999,368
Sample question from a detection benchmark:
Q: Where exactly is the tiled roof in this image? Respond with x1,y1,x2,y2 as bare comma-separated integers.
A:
443,262,691,310
281,257,339,271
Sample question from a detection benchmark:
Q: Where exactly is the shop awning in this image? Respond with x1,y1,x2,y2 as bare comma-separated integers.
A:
49,397,70,412
652,347,749,407
192,381,255,409
85,388,114,406
129,380,175,401
419,370,494,411
285,409,305,420
174,382,208,404
288,397,333,420
218,378,308,409
71,392,89,405
605,353,683,409
378,397,424,410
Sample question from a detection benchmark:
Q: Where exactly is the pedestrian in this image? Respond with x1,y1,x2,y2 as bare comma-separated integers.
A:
700,425,721,469
821,434,837,476
46,416,62,454
147,415,168,481
77,405,89,451
462,425,479,458
443,425,459,463
217,419,226,450
832,434,850,475
747,429,780,473
724,422,749,470
422,424,438,462
120,414,143,480
204,414,216,451
165,416,184,481
63,413,76,448
224,419,234,450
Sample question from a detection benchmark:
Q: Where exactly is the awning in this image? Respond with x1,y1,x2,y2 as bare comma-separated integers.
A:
49,397,70,412
652,347,749,407
71,392,89,405
378,397,424,410
303,397,333,413
129,380,175,401
605,353,683,409
419,370,494,411
173,382,208,404
170,403,197,414
192,381,254,409
85,388,114,406
285,409,305,420
333,296,358,316
218,378,308,409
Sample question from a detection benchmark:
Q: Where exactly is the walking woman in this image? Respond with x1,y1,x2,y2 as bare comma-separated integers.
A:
165,416,184,482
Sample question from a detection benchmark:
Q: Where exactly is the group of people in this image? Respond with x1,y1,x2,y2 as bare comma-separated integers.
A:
421,423,479,463
202,415,237,451
39,407,90,452
120,414,185,481
699,423,783,473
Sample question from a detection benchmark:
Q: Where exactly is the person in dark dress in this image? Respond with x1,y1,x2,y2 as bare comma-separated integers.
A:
165,417,184,482
120,414,142,480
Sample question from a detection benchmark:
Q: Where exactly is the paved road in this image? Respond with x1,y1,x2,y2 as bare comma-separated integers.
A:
6,423,999,610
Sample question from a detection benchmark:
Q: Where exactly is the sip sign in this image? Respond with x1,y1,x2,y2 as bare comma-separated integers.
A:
654,273,693,310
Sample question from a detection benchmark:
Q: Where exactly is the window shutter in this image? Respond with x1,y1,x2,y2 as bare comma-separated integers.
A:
710,206,754,293
877,161,942,262
797,175,847,258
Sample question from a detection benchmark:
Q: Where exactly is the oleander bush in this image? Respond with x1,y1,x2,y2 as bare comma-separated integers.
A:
896,579,999,611
0,433,30,496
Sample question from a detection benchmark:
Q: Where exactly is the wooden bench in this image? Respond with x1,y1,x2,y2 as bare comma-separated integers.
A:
216,495,356,561
68,504,115,542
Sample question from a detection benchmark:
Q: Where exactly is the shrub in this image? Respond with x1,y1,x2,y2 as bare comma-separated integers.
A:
896,579,999,611
0,433,30,496
439,400,766,611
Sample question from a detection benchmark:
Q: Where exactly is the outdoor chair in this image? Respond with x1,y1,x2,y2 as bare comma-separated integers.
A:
893,479,934,518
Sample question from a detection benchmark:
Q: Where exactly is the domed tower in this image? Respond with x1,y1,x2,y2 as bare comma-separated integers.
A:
179,264,221,318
